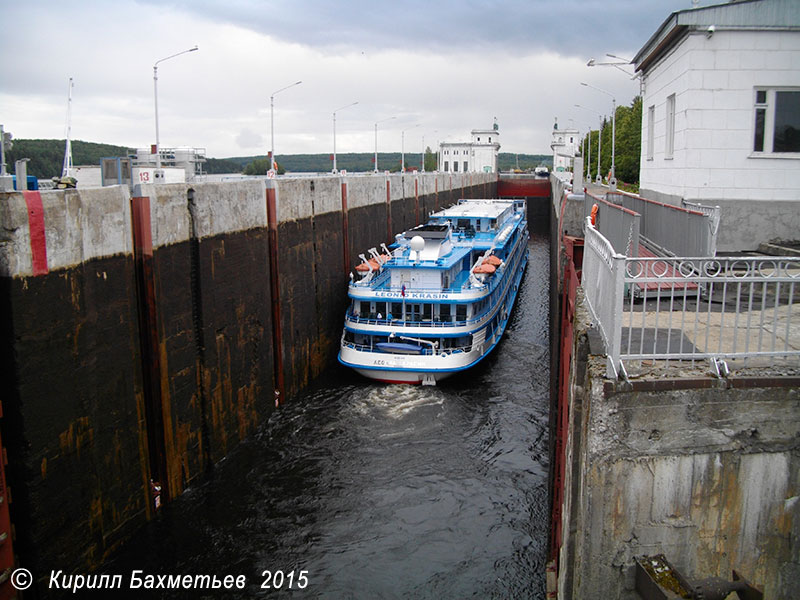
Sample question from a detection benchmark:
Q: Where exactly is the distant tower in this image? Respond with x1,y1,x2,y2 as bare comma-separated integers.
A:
550,117,579,172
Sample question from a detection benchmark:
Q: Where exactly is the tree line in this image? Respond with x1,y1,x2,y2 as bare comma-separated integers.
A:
579,96,642,186
4,138,553,179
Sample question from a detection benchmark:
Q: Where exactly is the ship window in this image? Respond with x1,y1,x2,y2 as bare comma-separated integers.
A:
375,302,386,317
359,301,370,316
422,304,432,321
456,304,467,321
439,304,451,321
391,302,402,320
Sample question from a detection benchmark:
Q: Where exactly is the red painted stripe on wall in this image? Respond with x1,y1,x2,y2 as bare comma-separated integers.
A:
23,190,49,275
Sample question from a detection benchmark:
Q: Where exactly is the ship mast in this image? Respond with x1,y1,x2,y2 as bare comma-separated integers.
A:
62,77,74,178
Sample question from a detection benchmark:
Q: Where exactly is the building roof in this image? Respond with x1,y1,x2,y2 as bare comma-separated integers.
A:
633,0,800,74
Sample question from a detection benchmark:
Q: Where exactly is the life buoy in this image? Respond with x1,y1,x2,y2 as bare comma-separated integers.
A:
590,203,599,226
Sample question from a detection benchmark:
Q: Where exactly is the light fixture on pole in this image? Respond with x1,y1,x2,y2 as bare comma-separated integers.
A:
401,124,420,173
575,103,603,184
580,83,616,187
374,116,396,173
587,56,634,77
270,80,302,174
573,119,592,181
153,45,198,172
332,101,358,174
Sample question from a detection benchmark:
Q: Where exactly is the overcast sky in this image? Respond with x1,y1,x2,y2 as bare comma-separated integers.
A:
1,0,696,160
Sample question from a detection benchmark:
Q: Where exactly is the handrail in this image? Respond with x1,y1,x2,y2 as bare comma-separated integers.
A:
581,220,800,378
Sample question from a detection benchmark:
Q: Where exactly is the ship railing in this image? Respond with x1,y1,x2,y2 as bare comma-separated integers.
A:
341,341,473,356
581,217,800,379
346,313,472,328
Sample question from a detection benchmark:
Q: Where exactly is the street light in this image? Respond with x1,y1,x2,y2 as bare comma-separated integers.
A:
580,82,616,187
332,101,358,173
587,56,635,77
153,45,198,171
374,116,396,173
401,124,420,173
575,103,604,184
270,80,302,173
573,119,592,183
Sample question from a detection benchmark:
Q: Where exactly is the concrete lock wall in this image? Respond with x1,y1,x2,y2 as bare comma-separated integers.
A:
556,292,800,599
0,171,495,585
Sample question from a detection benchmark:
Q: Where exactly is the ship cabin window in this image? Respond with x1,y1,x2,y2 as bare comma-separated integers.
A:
358,300,370,316
456,304,467,322
391,302,402,320
422,304,432,321
375,302,387,318
439,303,451,322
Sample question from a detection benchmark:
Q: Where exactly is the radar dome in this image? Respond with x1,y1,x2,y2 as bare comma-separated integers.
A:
410,236,425,253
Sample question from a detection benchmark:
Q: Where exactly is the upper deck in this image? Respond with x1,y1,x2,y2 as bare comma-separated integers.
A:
349,199,527,301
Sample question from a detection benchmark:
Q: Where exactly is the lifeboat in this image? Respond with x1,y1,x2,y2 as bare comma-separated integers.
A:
355,258,382,272
472,263,496,275
484,255,502,267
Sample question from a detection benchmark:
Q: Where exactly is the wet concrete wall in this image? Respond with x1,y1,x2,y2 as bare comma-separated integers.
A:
0,171,494,590
555,292,800,599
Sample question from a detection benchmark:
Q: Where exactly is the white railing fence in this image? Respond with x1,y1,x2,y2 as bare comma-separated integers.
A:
582,218,800,378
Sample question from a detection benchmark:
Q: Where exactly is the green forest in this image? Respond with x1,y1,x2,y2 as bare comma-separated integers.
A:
4,138,553,179
579,96,642,187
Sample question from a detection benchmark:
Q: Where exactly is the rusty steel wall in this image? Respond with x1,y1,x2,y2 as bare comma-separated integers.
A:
0,189,150,589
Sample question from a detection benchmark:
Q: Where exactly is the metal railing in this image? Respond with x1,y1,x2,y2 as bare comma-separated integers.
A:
582,218,800,378
607,189,717,257
585,192,640,257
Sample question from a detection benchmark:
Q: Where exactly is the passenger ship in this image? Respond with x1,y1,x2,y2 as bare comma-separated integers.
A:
338,198,529,385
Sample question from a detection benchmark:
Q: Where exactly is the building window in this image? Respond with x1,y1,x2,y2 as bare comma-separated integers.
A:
665,93,675,159
647,105,655,160
477,137,480,141
488,137,492,142
754,88,800,153
444,161,449,171
453,161,458,172
463,161,468,172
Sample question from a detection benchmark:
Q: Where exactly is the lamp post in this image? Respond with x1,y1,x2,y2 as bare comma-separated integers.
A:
574,120,591,181
332,101,358,174
401,124,420,173
575,103,603,184
153,45,198,170
270,80,302,173
374,116,395,173
580,83,616,187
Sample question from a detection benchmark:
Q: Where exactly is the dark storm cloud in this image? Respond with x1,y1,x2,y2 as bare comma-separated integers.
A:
141,0,691,58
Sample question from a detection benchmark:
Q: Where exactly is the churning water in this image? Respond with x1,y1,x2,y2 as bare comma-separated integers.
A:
106,234,550,599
